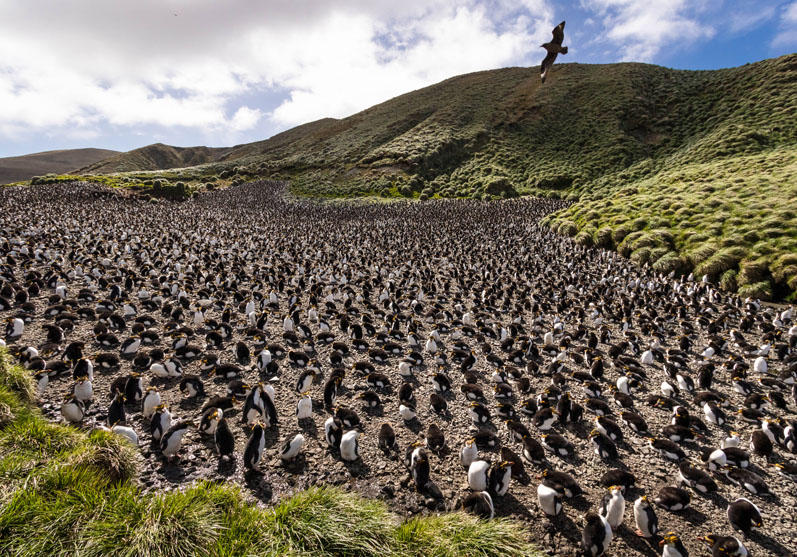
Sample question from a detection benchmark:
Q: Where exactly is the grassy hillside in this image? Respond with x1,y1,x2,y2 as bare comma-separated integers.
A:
0,148,118,184
77,143,230,174
0,348,539,557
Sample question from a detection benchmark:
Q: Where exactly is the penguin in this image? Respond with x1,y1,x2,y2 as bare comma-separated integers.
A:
541,469,582,498
296,392,313,421
295,368,318,393
599,469,635,493
648,437,686,462
582,512,612,556
723,467,770,496
488,460,513,496
73,374,93,403
537,482,562,516
280,433,305,462
591,430,618,460
179,375,205,399
660,532,689,557
461,491,494,519
468,460,490,491
243,422,266,471
653,486,690,511
357,390,381,409
150,405,171,441
376,422,396,454
340,430,361,461
199,407,223,435
214,416,236,460
633,495,658,538
409,445,431,491
124,372,144,403
533,407,556,430
541,433,574,458
241,383,266,425
60,394,85,423
700,534,748,557
107,391,126,426
722,432,741,449
600,486,625,529
425,423,445,453
111,424,138,446
678,461,717,493
595,416,623,443
750,429,773,457
460,437,478,467
324,416,344,449
726,497,762,537
160,420,193,461
141,386,161,419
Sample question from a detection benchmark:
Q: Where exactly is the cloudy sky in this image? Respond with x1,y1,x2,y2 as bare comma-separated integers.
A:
0,0,795,157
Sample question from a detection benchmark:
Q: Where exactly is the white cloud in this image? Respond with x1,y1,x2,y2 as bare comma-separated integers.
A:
772,1,797,47
581,0,715,61
0,0,554,147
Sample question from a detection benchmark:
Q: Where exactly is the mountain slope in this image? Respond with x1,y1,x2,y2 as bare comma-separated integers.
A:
0,148,118,184
78,143,230,174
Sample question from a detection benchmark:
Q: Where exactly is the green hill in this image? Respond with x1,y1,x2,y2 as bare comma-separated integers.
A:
26,54,797,299
77,143,230,174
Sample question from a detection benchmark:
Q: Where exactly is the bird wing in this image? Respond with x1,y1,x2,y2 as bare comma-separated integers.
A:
541,51,557,73
552,21,565,45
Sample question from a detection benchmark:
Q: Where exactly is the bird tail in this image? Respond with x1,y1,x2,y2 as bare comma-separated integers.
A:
560,46,568,55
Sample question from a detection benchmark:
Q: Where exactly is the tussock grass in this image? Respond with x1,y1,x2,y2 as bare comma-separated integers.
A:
0,348,542,557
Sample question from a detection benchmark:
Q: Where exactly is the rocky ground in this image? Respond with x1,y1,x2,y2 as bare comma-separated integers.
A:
1,181,795,557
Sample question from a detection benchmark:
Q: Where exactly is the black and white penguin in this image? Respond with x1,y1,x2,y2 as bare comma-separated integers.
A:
468,459,490,491
678,461,717,493
654,486,690,511
60,394,85,423
726,497,762,537
295,369,318,393
107,391,126,426
141,386,161,419
214,416,236,460
488,460,513,496
199,407,223,435
243,421,266,471
723,467,770,496
541,433,574,458
160,420,193,461
150,405,171,441
340,430,361,461
124,372,144,403
461,491,494,519
241,383,266,425
537,482,562,516
410,446,431,490
325,416,344,449
179,375,205,399
600,469,635,493
700,534,748,557
648,437,686,462
590,430,618,460
280,433,305,462
600,486,625,529
595,416,623,443
582,512,612,556
660,532,689,557
541,469,582,498
633,495,658,538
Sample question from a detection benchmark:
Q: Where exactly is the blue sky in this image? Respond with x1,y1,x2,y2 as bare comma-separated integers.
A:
0,0,795,158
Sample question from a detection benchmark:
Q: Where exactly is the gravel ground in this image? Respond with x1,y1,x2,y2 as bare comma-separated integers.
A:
1,181,795,557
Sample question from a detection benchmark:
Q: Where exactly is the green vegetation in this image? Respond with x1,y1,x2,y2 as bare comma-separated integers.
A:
0,348,539,556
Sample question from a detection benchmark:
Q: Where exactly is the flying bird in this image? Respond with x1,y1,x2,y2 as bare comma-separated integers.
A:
540,21,567,83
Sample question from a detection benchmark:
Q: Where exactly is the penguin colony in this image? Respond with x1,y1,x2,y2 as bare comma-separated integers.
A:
1,180,796,557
